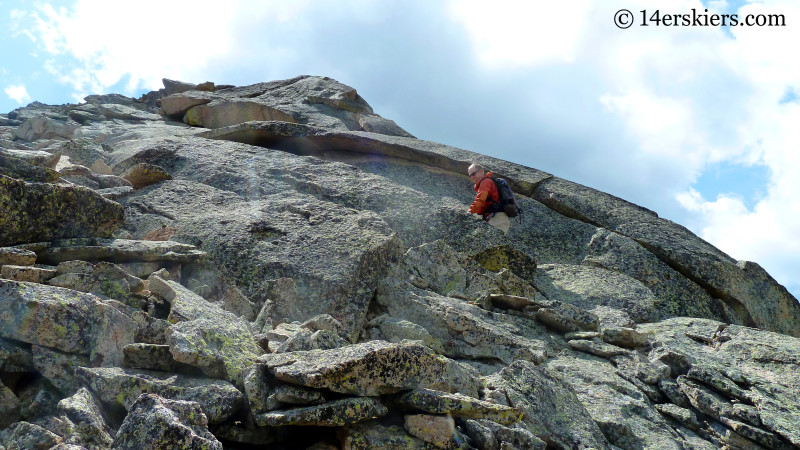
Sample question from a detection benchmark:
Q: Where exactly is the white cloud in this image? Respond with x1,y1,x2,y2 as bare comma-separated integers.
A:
447,0,591,67
667,1,800,294
22,1,316,98
4,84,31,104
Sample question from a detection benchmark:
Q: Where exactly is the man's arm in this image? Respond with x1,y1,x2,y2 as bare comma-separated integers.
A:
468,179,492,214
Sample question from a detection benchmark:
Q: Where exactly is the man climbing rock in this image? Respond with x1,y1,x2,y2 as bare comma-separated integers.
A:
467,163,510,234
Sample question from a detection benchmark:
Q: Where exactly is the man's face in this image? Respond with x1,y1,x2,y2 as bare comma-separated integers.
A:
468,166,483,182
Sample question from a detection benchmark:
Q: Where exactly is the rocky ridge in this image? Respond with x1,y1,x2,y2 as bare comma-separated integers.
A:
1,75,799,449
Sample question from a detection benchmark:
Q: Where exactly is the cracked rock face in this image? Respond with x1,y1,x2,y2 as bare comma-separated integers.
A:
2,75,800,449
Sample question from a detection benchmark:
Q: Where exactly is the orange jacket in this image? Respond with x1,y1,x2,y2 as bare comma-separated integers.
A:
469,172,499,216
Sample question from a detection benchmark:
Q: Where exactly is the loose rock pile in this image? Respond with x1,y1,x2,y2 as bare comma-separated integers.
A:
2,76,800,449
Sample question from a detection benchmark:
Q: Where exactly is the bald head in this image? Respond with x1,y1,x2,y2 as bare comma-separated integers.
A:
468,163,485,182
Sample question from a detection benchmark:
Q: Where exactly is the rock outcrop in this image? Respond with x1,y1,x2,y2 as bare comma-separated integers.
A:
2,75,799,449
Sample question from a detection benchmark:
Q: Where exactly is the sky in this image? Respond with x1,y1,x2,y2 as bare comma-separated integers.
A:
1,0,799,300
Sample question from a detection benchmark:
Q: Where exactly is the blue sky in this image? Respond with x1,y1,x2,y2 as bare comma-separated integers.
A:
2,0,799,300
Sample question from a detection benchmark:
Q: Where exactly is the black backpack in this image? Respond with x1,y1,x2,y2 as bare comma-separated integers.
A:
490,176,520,218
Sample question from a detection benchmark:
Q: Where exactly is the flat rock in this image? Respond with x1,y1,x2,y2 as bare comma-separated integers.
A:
259,340,453,396
397,388,521,425
31,238,205,265
0,265,57,283
0,153,61,182
254,397,387,427
160,91,212,117
185,99,298,129
535,263,658,323
122,343,197,373
601,326,649,348
76,366,244,424
534,300,599,333
269,383,326,406
48,261,144,304
0,175,124,246
567,339,632,358
487,293,536,310
341,422,430,449
0,148,60,169
0,247,37,266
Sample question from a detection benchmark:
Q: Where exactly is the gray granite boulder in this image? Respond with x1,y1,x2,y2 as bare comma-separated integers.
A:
56,387,113,448
112,393,222,450
29,238,205,265
166,75,412,137
0,153,60,183
258,340,471,396
76,366,244,424
396,388,521,425
0,381,21,428
0,175,124,246
14,115,78,141
31,345,90,395
48,261,145,305
254,397,388,427
0,421,61,450
0,247,37,266
0,279,137,366
533,177,800,337
483,360,611,449
147,276,260,385
341,422,431,449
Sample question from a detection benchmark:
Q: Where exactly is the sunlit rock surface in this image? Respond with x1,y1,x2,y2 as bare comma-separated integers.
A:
1,75,799,449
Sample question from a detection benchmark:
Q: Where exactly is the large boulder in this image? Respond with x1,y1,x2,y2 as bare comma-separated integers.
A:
257,340,470,396
0,279,137,366
0,175,124,246
483,360,611,448
56,387,114,448
639,317,800,447
164,75,413,137
14,115,78,141
0,153,60,182
112,393,222,449
149,276,260,386
76,366,244,424
532,177,800,337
